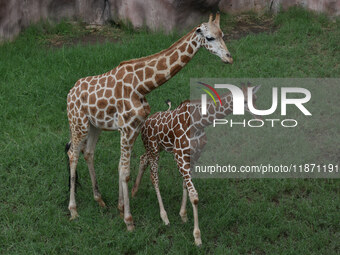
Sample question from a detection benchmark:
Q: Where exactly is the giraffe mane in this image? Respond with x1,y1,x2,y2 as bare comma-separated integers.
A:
119,27,198,66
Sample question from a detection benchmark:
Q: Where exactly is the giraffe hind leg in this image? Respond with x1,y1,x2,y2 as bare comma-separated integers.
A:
179,180,188,223
65,141,72,191
149,156,170,225
131,152,149,197
65,141,80,192
67,117,89,220
83,123,105,208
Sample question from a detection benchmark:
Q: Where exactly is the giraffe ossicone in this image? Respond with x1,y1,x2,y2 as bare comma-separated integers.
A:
66,13,232,233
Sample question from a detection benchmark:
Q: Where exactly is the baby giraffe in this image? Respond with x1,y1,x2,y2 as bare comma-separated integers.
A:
131,83,261,246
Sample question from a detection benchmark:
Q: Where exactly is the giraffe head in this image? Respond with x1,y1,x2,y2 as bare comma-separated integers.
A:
195,13,233,64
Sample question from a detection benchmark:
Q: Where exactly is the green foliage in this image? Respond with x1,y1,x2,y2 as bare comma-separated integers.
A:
0,7,339,254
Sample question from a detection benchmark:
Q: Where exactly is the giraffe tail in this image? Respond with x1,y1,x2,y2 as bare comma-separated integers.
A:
165,99,171,111
65,141,79,192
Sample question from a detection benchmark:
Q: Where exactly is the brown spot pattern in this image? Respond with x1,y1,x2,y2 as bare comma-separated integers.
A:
107,106,116,115
134,62,145,70
98,99,108,109
156,58,167,70
155,74,166,86
181,55,191,64
136,70,143,81
145,67,154,79
179,43,187,52
116,68,125,80
123,73,133,84
170,52,179,65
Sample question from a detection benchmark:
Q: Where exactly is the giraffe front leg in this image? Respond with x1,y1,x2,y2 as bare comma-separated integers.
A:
189,189,201,246
117,161,124,218
179,180,188,223
119,162,134,231
175,152,202,246
149,156,170,226
119,136,137,231
185,180,201,246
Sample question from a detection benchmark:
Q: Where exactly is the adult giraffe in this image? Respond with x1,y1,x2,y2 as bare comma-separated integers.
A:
65,13,233,232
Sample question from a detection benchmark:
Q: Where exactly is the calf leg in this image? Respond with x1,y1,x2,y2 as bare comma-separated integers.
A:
179,180,188,223
149,155,170,225
175,152,202,246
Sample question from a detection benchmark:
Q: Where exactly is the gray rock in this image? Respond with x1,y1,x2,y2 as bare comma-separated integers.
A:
1,0,339,42
0,0,220,41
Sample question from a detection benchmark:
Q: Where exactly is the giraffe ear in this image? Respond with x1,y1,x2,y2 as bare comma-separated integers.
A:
214,12,220,26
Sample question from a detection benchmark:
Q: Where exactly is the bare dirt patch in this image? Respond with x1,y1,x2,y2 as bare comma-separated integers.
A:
47,34,120,48
46,24,123,48
46,14,277,48
223,14,277,41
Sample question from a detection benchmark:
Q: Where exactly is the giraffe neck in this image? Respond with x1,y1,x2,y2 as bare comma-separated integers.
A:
131,27,201,96
195,93,233,129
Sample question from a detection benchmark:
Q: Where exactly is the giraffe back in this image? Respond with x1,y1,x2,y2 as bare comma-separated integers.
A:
141,100,207,161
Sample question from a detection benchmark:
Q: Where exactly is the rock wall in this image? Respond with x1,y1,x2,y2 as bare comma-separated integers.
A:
108,0,220,32
0,0,220,41
0,0,339,42
0,0,110,41
219,0,340,16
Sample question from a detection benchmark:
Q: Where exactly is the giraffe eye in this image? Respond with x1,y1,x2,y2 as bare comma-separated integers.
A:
206,37,215,41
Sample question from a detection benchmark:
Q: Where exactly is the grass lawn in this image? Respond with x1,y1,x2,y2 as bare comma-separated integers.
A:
0,7,339,254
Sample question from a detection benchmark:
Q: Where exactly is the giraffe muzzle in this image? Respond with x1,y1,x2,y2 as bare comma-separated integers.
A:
222,53,233,64
222,58,233,64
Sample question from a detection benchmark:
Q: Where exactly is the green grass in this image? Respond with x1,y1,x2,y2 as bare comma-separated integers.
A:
0,7,339,254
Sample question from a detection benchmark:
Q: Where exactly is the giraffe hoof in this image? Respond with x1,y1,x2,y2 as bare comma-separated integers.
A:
181,214,188,223
125,217,135,231
180,212,188,223
195,238,202,247
96,198,106,208
163,218,170,226
160,212,170,225
194,229,202,246
69,215,78,221
126,223,135,232
69,208,79,220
